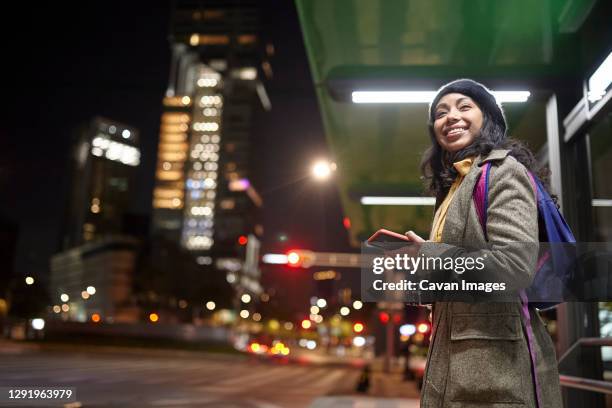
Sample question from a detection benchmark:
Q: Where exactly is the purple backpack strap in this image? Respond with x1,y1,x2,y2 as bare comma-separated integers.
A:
522,171,543,407
526,171,539,201
520,290,543,407
473,162,491,239
473,162,542,408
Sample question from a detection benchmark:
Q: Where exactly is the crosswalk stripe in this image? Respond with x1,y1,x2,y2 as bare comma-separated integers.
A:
301,368,350,389
206,364,292,388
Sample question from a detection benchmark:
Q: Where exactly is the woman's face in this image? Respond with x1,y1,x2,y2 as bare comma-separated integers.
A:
432,93,483,153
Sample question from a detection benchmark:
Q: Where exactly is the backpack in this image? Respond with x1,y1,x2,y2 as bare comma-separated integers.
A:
473,161,577,408
473,161,576,310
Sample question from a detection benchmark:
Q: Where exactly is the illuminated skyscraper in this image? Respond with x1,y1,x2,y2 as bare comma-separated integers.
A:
52,117,141,323
63,117,140,247
152,0,270,293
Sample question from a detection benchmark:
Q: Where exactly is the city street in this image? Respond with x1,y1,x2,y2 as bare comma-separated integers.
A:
0,342,364,408
3,0,604,406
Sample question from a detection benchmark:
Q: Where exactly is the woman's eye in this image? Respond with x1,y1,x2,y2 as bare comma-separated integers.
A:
436,111,447,118
459,105,471,110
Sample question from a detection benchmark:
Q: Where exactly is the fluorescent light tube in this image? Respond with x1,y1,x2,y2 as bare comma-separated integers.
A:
592,199,612,207
352,90,531,104
360,196,436,205
588,52,612,103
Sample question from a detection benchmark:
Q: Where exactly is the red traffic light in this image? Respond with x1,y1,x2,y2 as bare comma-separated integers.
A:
238,235,248,246
378,312,390,324
343,217,351,229
285,250,316,268
287,251,301,266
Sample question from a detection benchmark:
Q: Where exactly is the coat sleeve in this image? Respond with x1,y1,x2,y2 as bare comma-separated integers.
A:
417,157,539,292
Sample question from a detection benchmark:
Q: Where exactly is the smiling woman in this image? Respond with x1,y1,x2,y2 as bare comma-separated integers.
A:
412,79,563,408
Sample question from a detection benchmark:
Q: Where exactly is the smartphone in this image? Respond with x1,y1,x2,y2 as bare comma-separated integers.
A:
367,229,412,249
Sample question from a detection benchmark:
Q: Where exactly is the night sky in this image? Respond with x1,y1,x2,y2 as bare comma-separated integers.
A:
1,1,351,281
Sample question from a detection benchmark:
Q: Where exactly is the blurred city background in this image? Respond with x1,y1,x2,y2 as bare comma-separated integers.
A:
0,0,611,407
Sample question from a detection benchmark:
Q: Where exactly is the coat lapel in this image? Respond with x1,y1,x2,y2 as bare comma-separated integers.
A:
439,149,510,243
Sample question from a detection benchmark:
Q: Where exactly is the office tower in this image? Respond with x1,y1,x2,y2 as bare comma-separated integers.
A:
152,0,270,295
51,117,140,323
63,117,140,248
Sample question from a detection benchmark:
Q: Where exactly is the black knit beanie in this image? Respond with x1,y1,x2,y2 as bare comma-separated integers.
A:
428,79,507,135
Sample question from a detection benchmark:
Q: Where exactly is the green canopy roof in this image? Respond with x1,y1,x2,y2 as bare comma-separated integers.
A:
295,0,593,245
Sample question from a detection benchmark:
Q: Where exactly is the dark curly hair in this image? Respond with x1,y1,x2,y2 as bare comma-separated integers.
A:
420,108,557,208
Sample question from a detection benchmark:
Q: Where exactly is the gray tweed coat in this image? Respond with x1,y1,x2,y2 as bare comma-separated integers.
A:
418,149,563,408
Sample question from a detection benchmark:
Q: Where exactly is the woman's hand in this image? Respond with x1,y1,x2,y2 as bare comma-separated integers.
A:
398,231,425,258
404,230,425,243
383,231,426,259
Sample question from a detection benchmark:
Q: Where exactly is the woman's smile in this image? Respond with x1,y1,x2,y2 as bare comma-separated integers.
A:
445,126,468,140
433,93,483,152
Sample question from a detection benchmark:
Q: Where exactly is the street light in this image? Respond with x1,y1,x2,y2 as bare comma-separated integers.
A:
25,277,34,285
399,324,416,336
353,336,366,347
31,318,45,330
311,160,336,180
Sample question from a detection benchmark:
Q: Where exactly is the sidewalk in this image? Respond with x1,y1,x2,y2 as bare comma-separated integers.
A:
321,357,421,407
311,396,419,408
366,358,421,400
